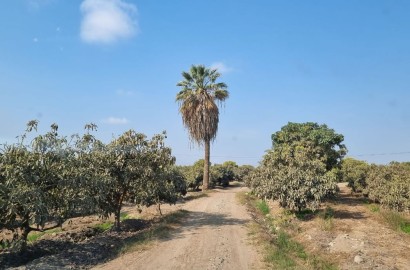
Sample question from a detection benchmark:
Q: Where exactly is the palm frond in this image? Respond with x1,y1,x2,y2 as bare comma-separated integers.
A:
176,64,229,145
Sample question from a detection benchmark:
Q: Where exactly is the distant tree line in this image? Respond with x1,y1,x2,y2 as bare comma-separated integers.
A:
176,160,254,191
340,158,410,212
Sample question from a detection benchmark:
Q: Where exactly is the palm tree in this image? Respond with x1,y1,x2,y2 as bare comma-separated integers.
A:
176,65,229,190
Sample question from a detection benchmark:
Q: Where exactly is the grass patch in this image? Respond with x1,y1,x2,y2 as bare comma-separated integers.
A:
318,207,335,231
268,230,307,262
380,210,410,235
365,203,380,213
120,213,131,221
256,200,270,215
237,191,337,270
117,209,189,255
94,221,113,233
27,228,62,242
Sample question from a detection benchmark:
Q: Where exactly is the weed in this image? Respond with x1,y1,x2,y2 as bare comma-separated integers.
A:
94,222,113,232
118,209,189,254
366,203,380,213
0,240,10,250
381,210,410,235
256,200,270,215
319,207,335,231
238,191,337,269
120,213,130,221
27,228,62,242
400,222,410,234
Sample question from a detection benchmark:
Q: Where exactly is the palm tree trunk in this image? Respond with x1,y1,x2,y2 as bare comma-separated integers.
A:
203,139,210,191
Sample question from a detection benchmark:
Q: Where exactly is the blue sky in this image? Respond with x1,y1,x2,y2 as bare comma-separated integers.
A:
1,0,410,165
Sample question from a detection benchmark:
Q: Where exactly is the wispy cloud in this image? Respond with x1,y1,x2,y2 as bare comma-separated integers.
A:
27,0,56,11
102,117,129,125
210,62,233,74
33,37,39,42
116,89,134,96
80,0,138,44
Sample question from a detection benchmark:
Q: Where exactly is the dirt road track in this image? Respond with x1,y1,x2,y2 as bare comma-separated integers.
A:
94,186,262,270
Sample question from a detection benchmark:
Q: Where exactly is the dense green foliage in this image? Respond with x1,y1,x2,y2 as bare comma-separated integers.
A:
0,121,185,250
340,158,410,212
340,157,370,193
178,160,253,190
366,163,410,212
247,122,345,212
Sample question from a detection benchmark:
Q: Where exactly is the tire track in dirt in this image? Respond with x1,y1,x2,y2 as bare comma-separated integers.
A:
94,186,262,270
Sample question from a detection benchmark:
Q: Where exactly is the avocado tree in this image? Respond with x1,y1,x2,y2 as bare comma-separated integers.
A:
93,130,177,230
0,121,96,251
340,157,370,193
366,163,410,212
247,122,346,212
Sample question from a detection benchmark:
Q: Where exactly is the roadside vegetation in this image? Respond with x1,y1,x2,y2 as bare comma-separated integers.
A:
238,191,337,269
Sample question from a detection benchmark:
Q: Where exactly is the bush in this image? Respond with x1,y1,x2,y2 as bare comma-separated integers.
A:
340,157,370,193
246,122,344,212
367,163,410,212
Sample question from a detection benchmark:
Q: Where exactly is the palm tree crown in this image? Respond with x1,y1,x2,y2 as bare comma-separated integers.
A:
176,65,229,144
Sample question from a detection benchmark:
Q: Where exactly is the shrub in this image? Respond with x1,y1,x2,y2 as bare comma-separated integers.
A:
367,163,410,212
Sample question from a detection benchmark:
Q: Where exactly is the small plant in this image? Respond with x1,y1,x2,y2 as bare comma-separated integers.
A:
0,239,10,250
318,207,335,231
120,213,131,221
256,200,270,215
368,204,380,213
27,228,62,242
94,222,113,232
238,191,336,269
381,210,410,235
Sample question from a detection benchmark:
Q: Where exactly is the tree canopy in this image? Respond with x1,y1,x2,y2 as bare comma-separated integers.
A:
247,122,346,212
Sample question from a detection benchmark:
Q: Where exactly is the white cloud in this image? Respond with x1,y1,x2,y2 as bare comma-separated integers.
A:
80,0,138,44
210,62,233,74
116,89,134,96
27,0,56,11
103,117,129,125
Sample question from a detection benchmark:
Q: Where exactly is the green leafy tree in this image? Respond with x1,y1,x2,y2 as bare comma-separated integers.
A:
0,121,96,251
93,130,177,230
176,65,229,190
247,122,346,212
236,165,255,182
367,163,410,212
272,122,346,170
340,157,370,193
180,159,205,191
211,161,239,187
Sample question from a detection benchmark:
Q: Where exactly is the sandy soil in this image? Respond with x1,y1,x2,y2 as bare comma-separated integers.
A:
94,186,263,270
295,183,410,270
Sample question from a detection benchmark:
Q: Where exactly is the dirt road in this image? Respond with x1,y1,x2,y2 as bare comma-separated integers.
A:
94,186,262,270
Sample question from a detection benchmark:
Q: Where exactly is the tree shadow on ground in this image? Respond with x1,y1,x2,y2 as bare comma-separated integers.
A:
0,210,248,269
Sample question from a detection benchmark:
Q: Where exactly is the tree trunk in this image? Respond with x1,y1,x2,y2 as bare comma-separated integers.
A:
114,206,121,231
16,218,31,252
203,139,210,191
